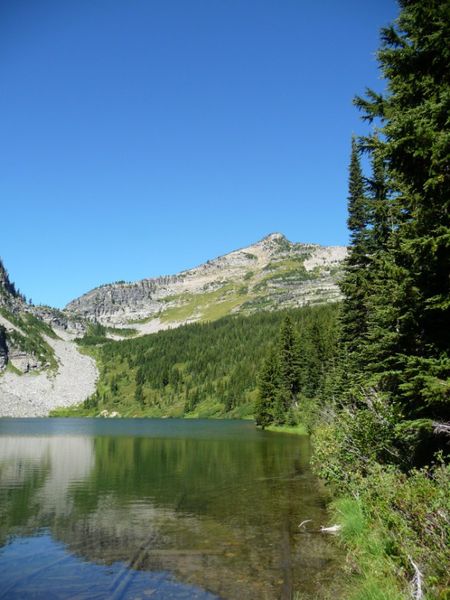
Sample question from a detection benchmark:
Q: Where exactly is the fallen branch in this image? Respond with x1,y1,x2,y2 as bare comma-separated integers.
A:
296,520,342,535
320,524,342,534
408,555,423,600
298,519,312,529
433,421,450,436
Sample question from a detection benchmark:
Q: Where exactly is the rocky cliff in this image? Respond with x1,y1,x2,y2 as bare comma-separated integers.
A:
66,233,347,332
0,258,97,416
0,258,85,375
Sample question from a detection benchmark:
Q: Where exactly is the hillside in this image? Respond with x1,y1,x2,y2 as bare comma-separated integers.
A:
66,233,346,333
54,303,339,419
0,231,345,417
0,258,98,416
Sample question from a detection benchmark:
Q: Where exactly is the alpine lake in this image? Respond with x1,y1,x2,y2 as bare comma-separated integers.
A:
0,418,342,599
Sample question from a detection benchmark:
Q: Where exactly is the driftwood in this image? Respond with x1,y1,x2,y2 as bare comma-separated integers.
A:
297,520,342,534
320,524,342,534
408,556,423,600
433,421,450,436
298,519,312,529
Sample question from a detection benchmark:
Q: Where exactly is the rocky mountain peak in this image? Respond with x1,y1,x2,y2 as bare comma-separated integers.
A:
66,233,347,334
261,232,286,242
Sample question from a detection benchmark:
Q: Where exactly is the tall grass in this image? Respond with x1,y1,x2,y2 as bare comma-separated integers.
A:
331,497,404,600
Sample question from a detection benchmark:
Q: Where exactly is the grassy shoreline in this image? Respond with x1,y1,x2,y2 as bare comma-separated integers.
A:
265,423,308,435
312,424,450,599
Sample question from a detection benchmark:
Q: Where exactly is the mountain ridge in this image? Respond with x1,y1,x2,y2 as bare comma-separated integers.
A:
66,233,347,333
0,233,345,416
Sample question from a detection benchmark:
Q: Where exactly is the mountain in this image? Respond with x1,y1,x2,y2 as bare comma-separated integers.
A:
0,258,97,416
0,258,52,373
66,233,347,333
0,258,85,374
0,233,346,416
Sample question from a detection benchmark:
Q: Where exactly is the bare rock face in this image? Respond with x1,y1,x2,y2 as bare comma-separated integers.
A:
66,233,347,330
0,258,99,417
31,305,86,337
7,348,42,373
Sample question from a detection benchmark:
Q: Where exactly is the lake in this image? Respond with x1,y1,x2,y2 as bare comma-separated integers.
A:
0,418,341,599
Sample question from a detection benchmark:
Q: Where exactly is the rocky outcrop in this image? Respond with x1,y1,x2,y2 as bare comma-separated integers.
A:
6,347,41,373
0,259,26,313
0,333,98,417
0,311,45,374
66,233,347,330
31,305,86,337
0,257,86,339
0,259,98,416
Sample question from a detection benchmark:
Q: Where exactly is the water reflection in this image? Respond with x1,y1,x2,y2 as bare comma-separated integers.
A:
0,419,340,599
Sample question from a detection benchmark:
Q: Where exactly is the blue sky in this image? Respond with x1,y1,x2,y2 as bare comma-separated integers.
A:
1,0,398,308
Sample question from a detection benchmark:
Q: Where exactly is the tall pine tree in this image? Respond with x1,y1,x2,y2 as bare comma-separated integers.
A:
278,315,302,408
352,0,450,455
339,138,371,372
254,347,280,429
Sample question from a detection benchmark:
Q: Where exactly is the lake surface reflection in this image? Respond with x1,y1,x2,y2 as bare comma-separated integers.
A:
0,419,340,599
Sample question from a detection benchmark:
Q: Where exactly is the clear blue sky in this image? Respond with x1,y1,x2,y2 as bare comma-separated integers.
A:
1,0,398,308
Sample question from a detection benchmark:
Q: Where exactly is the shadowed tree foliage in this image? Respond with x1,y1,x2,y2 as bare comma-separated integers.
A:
353,0,450,434
316,0,450,480
255,313,338,428
339,138,371,362
254,347,280,429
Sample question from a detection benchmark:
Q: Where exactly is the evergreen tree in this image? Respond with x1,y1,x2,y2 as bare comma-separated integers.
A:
339,138,371,358
278,315,302,408
272,386,289,425
366,142,391,252
255,314,323,427
347,137,368,245
134,384,144,407
352,0,450,453
254,347,280,428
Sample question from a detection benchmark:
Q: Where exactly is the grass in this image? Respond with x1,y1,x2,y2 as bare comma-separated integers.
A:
126,315,154,324
330,497,405,600
105,326,138,337
158,264,318,325
122,256,335,326
266,423,308,435
199,295,248,322
159,283,252,324
2,361,23,376
50,405,92,417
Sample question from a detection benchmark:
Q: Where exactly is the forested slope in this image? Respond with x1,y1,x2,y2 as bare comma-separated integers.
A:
54,303,338,418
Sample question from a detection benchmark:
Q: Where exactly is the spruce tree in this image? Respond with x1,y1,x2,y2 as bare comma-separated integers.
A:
366,142,391,252
347,137,368,245
254,347,280,428
353,0,450,450
339,138,371,369
278,315,302,408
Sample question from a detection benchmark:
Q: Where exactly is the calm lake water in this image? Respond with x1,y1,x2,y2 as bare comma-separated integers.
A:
0,418,340,599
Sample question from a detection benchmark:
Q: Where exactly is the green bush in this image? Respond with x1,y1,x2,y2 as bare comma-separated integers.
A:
319,459,450,599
